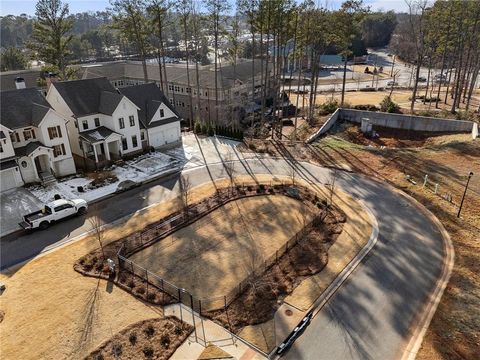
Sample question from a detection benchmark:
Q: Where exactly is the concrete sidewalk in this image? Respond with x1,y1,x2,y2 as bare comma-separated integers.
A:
166,303,267,360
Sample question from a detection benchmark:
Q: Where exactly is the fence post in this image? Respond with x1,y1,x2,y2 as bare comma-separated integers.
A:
423,174,428,188
145,269,149,298
199,299,202,316
434,183,439,194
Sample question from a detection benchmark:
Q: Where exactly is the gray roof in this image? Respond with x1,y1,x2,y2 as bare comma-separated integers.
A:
51,77,122,117
79,126,121,143
78,59,265,90
148,116,180,128
0,69,42,91
0,159,18,171
0,88,52,130
119,83,180,128
14,141,50,157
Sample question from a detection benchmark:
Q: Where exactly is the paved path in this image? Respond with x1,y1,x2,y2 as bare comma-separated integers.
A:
1,158,447,360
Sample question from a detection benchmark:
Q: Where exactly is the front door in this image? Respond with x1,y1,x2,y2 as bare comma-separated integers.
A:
34,157,43,173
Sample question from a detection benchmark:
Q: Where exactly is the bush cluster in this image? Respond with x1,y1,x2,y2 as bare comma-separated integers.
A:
380,96,400,113
193,121,244,140
318,99,339,115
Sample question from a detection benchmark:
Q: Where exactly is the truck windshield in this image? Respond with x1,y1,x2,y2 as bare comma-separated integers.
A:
44,206,52,215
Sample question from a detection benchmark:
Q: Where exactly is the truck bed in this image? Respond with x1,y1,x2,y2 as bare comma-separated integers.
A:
24,210,48,222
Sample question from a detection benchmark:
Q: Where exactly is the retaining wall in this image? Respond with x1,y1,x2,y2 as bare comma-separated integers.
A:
306,108,340,143
306,108,476,143
339,109,474,133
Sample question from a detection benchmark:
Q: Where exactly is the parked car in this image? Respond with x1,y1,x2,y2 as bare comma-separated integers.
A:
417,76,427,82
19,198,88,230
387,80,398,86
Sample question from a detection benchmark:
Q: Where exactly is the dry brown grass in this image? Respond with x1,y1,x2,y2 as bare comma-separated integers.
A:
129,195,315,300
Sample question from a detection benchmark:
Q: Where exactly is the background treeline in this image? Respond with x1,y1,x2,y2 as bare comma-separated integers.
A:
389,0,480,112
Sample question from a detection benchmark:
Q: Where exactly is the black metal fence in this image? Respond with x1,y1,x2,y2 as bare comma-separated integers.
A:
117,182,322,313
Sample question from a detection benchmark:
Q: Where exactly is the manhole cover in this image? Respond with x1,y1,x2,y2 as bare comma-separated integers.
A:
285,309,293,316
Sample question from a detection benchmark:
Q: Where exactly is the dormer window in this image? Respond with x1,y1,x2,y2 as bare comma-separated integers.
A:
10,132,20,143
94,117,100,127
129,115,135,127
23,128,36,141
82,120,89,130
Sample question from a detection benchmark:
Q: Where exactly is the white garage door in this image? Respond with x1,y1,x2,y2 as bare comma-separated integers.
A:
0,169,18,192
149,127,179,148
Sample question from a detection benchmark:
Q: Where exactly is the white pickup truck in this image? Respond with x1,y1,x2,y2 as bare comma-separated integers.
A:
19,198,88,230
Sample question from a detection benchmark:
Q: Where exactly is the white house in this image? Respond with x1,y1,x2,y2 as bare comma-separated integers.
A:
0,88,76,192
46,77,143,170
119,83,181,149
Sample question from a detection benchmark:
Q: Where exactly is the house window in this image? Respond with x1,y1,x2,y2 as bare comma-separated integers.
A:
140,131,145,141
119,117,125,129
23,129,35,140
79,140,83,150
129,115,135,127
168,84,174,91
53,143,66,157
174,86,180,92
10,132,20,143
132,135,138,148
122,137,128,151
48,126,62,139
94,117,100,127
82,120,89,130
160,109,165,118
186,87,191,93
169,98,174,104
0,142,3,153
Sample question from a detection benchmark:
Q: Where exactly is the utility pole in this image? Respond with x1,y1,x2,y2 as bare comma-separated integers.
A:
457,171,474,218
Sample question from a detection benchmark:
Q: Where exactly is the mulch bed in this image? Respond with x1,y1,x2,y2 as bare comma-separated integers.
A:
85,316,193,360
203,207,346,332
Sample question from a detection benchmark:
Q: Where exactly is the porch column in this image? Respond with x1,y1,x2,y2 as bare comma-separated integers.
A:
93,143,98,163
105,141,111,161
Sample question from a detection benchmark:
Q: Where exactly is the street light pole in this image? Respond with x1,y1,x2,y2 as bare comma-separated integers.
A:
457,171,474,218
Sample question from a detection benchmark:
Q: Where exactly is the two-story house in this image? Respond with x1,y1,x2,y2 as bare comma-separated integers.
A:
118,83,181,149
0,88,76,192
46,77,142,170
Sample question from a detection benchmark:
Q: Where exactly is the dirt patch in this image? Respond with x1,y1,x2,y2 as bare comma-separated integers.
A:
203,207,345,332
130,194,314,300
334,122,463,148
85,316,193,360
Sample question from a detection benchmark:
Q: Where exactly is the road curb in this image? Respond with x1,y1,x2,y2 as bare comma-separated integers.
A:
308,197,379,318
394,190,454,360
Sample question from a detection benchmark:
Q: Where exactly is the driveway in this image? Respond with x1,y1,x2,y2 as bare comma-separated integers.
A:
0,188,42,237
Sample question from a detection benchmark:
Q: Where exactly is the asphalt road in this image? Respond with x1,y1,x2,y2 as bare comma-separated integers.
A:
0,158,445,360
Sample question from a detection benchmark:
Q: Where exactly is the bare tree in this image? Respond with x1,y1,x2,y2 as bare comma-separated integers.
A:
223,150,236,193
88,207,105,258
327,168,338,209
179,174,192,216
289,164,296,186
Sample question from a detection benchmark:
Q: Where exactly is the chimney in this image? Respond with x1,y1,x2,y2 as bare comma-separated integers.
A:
45,72,58,90
15,77,26,89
